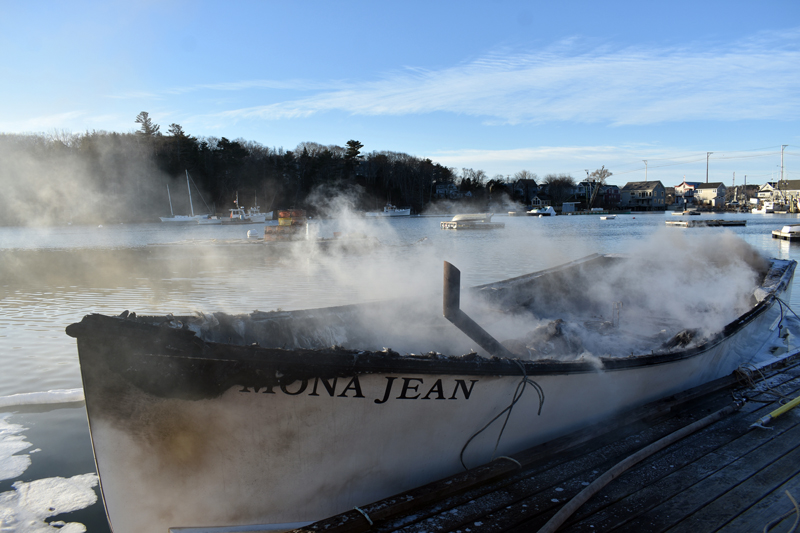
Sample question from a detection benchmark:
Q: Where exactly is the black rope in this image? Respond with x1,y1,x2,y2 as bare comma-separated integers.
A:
459,359,544,470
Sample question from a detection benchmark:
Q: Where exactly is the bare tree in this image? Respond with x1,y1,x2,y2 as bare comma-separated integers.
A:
514,170,538,183
542,173,576,206
589,166,612,184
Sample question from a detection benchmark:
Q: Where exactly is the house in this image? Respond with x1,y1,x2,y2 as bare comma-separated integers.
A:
530,194,551,207
512,179,539,205
694,182,727,208
601,184,621,208
673,180,702,208
758,180,800,205
620,181,667,211
434,182,461,200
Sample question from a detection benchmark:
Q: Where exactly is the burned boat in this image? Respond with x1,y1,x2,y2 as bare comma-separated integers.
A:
66,253,795,533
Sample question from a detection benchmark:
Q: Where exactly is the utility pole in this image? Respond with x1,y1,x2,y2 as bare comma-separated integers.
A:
781,144,788,182
706,152,713,183
585,170,590,202
781,145,790,210
643,160,648,183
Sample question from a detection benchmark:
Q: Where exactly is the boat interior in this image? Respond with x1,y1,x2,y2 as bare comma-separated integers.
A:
142,250,791,362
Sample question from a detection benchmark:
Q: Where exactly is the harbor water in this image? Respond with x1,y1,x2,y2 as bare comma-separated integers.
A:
2,212,800,532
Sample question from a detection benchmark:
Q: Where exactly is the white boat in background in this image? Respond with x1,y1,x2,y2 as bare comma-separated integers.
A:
366,204,411,217
441,213,503,230
197,216,222,225
451,213,493,222
160,170,213,223
600,215,616,220
65,252,796,533
752,201,775,214
246,205,269,223
527,206,556,217
222,193,271,224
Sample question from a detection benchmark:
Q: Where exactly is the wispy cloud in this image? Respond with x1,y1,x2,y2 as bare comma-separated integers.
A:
213,29,800,126
109,79,349,100
424,144,793,182
0,111,87,133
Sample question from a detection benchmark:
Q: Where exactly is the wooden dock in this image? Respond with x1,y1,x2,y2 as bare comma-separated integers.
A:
773,230,800,242
666,219,747,228
285,353,800,533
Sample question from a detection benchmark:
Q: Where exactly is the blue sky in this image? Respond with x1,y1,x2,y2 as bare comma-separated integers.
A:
1,0,799,187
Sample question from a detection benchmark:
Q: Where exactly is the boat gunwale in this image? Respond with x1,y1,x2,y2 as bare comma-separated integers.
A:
66,255,796,379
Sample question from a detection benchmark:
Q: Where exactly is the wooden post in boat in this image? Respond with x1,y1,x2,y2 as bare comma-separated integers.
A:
443,261,515,359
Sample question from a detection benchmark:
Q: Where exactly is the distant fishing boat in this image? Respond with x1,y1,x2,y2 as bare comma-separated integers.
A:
222,192,271,224
366,203,411,217
66,253,795,533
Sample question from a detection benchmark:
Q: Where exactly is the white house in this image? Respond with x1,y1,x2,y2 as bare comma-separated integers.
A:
694,182,727,207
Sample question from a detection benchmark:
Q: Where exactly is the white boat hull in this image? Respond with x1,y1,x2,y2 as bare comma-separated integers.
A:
365,209,411,217
67,256,795,533
160,215,207,224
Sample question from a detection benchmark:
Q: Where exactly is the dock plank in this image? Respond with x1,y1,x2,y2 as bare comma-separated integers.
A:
716,471,800,532
606,414,800,532
665,436,800,533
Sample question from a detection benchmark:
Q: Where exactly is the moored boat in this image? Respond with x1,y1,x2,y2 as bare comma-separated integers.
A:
366,203,411,217
527,206,556,216
66,251,795,533
441,213,503,230
160,170,213,223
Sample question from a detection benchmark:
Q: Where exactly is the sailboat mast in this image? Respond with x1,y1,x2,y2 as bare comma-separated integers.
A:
167,184,174,216
186,170,195,217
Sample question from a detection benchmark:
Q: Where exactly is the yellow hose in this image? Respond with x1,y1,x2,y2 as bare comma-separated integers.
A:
753,394,800,428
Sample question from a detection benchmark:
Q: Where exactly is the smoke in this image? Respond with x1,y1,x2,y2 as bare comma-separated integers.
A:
480,228,768,360
0,133,206,226
178,191,773,364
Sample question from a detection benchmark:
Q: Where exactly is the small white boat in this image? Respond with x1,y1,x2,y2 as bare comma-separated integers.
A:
366,204,411,217
66,251,795,533
526,206,556,217
441,213,503,230
752,201,775,214
451,213,493,222
600,215,617,220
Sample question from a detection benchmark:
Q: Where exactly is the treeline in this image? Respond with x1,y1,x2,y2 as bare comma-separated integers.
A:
0,112,477,225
